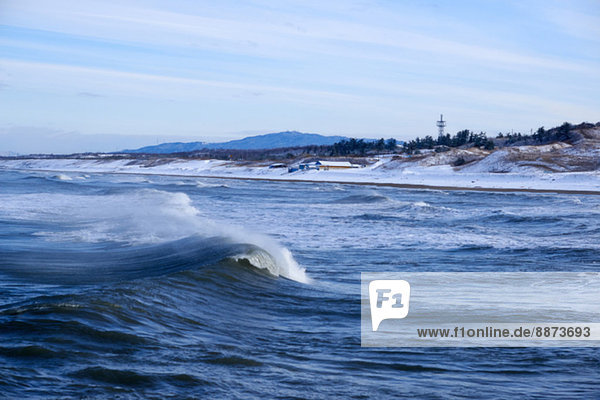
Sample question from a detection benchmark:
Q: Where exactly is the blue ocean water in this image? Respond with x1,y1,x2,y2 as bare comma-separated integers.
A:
0,169,598,399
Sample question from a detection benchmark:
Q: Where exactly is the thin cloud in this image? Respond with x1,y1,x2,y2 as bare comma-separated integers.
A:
542,7,600,43
77,91,104,98
1,59,359,103
1,0,598,141
4,0,596,74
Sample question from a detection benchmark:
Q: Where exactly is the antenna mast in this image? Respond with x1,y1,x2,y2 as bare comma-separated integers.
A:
436,114,446,137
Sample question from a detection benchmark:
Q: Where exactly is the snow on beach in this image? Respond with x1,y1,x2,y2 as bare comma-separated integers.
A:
1,155,599,193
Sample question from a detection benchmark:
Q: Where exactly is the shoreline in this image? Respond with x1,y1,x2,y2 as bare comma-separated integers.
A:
3,166,600,195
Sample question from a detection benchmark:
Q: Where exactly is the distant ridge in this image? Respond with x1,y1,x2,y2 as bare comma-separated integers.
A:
123,131,349,154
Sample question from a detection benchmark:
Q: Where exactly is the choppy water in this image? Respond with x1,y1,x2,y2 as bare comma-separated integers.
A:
0,170,598,399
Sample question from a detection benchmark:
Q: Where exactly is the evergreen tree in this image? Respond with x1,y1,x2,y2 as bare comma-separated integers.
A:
385,138,397,150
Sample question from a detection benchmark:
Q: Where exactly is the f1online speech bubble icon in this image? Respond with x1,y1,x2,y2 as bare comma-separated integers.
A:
369,280,411,331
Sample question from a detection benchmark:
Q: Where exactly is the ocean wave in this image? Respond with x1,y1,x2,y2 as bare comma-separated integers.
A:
352,213,402,221
484,211,564,224
195,181,229,188
332,194,390,204
0,235,248,283
412,201,429,207
0,234,307,284
52,174,73,181
0,189,308,283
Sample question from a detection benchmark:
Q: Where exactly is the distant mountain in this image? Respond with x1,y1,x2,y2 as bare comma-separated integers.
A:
123,141,208,154
123,131,349,154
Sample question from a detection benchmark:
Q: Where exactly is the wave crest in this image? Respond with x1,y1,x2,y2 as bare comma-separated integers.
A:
0,189,309,283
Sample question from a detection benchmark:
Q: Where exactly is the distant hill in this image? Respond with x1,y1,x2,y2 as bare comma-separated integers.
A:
123,131,349,154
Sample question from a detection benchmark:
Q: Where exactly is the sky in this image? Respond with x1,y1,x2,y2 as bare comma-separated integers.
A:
1,0,599,153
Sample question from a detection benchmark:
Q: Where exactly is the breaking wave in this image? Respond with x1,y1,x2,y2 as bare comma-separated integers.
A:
0,189,308,284
52,174,73,181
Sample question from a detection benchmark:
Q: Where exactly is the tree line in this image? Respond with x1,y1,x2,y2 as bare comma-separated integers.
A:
496,122,572,145
402,130,494,154
329,138,398,156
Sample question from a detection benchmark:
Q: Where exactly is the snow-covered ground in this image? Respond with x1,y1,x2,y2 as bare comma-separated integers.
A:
1,156,600,193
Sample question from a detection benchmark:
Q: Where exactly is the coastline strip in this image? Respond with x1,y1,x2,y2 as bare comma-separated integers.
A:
3,166,600,195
